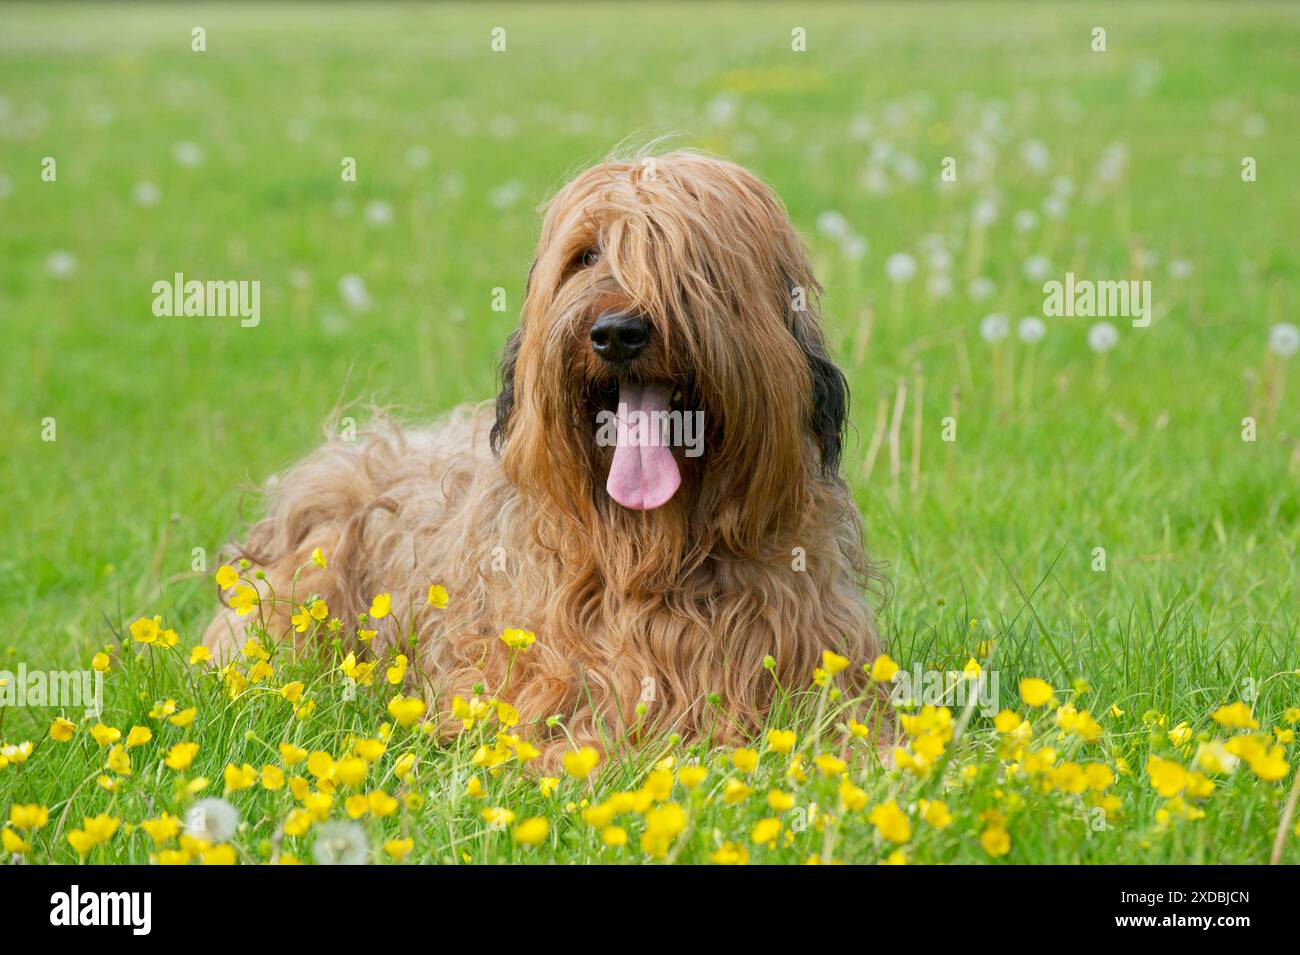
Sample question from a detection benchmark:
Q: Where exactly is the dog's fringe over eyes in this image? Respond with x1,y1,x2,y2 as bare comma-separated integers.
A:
207,149,886,769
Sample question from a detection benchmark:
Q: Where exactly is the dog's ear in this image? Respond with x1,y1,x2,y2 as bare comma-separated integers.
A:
786,279,848,475
797,326,848,475
490,329,521,455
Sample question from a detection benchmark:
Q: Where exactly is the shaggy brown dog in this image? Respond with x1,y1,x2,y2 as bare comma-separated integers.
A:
205,150,884,763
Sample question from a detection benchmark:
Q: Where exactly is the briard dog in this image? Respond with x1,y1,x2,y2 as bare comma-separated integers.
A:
205,150,885,764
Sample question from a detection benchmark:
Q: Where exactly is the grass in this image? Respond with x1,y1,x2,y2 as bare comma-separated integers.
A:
1,1,1299,864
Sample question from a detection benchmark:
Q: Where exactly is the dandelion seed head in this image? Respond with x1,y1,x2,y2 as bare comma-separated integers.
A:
187,798,240,843
885,252,916,282
1018,316,1047,343
1088,321,1119,354
980,313,1010,343
312,821,369,865
1268,322,1299,358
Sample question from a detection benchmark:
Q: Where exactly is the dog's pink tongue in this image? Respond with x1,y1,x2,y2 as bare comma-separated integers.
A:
606,382,681,510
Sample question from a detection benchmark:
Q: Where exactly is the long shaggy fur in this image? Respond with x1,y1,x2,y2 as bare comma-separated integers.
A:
205,150,885,765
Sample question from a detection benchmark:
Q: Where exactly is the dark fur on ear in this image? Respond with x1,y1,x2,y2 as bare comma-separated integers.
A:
489,329,521,455
797,325,849,475
785,278,849,475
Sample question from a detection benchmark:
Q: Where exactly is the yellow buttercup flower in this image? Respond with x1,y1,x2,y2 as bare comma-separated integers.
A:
230,585,259,616
751,817,782,845
822,650,850,675
125,725,152,748
1146,755,1187,797
340,653,376,686
838,779,868,812
869,654,900,682
919,799,953,828
311,548,327,569
500,628,536,651
91,652,111,673
482,806,516,828
223,763,257,791
384,837,414,861
563,746,601,779
766,729,796,754
767,790,795,811
513,817,549,846
9,804,50,830
710,842,750,865
368,592,392,619
169,707,197,728
867,800,911,844
215,565,239,590
731,747,759,773
2,829,30,854
387,694,426,728
188,646,211,665
722,779,752,804
1019,678,1054,708
386,654,408,685
678,765,708,789
165,742,199,771
813,754,846,777
141,813,181,845
427,585,449,608
980,825,1011,857
90,723,121,746
106,745,131,776
49,717,76,742
1211,702,1259,730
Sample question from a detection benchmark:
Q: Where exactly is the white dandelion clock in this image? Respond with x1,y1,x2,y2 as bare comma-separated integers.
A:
1088,321,1119,354
487,180,524,209
968,276,996,301
1268,323,1299,358
1023,255,1051,282
364,200,394,227
971,197,998,229
312,821,370,865
841,234,868,261
45,251,77,279
1050,175,1075,198
980,313,1010,343
1021,139,1050,172
405,145,431,169
171,141,204,167
131,181,161,207
1169,259,1193,280
339,274,371,312
1018,317,1046,343
885,253,916,283
1042,194,1068,220
927,273,953,300
187,798,240,844
1014,209,1039,233
816,211,850,239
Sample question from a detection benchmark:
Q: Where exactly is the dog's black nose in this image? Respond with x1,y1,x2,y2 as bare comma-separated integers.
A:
590,310,650,362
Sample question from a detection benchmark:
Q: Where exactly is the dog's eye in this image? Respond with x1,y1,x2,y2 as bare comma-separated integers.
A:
580,247,601,268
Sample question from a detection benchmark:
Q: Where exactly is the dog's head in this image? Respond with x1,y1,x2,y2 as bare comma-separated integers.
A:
493,150,847,556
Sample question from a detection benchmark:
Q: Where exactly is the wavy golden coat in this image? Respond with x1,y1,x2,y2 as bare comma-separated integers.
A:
205,151,884,765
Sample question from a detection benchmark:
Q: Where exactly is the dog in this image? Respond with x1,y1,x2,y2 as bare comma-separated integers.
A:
204,150,885,765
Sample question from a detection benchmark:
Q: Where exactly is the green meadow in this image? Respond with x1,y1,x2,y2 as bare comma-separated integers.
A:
1,2,1298,864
